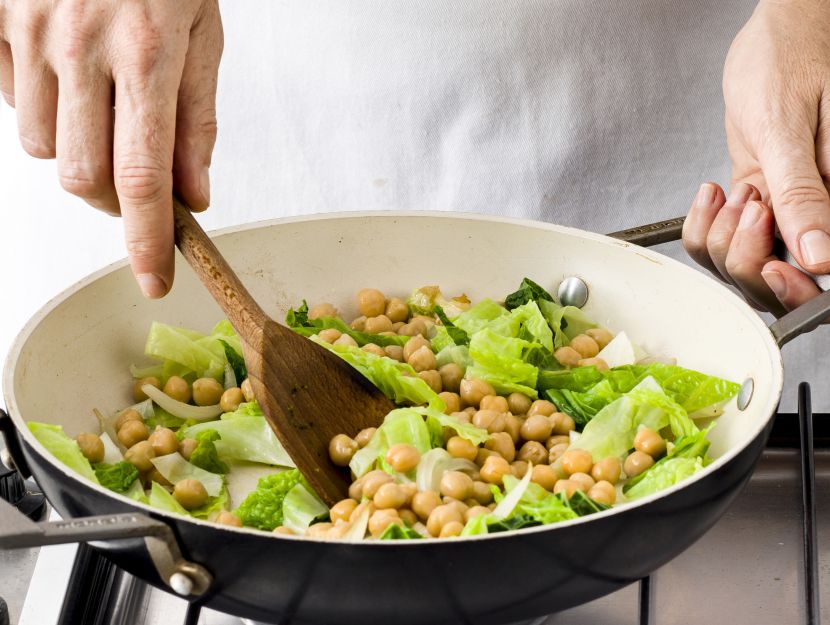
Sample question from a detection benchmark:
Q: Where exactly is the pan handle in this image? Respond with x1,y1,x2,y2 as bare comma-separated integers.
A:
608,215,830,347
0,408,32,478
0,495,213,597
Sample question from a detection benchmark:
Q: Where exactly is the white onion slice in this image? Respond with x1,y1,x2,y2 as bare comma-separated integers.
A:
142,384,223,421
100,433,123,464
150,452,223,496
343,507,370,542
491,462,533,521
415,448,478,493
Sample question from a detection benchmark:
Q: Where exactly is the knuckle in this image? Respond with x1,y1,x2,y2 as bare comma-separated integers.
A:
58,161,107,198
124,235,168,262
776,179,828,209
114,157,169,203
113,28,164,76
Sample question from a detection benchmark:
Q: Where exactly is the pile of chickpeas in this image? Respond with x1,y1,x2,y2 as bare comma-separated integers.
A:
296,287,671,540
74,371,263,528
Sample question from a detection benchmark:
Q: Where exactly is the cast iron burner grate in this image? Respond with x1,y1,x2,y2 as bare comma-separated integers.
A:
48,384,824,625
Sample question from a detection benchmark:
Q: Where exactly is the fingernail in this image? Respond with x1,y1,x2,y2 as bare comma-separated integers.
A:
199,167,210,207
726,184,753,206
695,183,715,208
136,273,168,299
762,270,786,300
737,201,762,231
799,230,830,266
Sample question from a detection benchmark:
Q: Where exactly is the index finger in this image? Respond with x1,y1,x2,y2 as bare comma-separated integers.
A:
111,33,188,298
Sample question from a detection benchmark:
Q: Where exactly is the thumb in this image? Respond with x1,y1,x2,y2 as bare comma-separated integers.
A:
760,128,830,274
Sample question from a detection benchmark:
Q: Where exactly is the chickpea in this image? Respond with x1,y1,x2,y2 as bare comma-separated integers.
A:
554,346,582,368
569,334,600,359
75,433,104,463
451,410,472,424
518,441,548,465
148,427,178,456
333,334,359,348
362,343,386,357
365,314,393,334
384,345,404,361
373,483,408,509
426,503,465,537
357,288,387,317
460,379,495,408
273,526,295,536
362,470,394,499
586,327,614,350
446,436,478,461
240,378,256,402
125,441,156,472
504,415,523,444
216,511,243,527
412,490,442,521
507,392,532,415
548,443,569,464
550,413,576,435
318,328,342,343
309,302,338,320
578,357,609,371
624,451,655,477
475,448,499,467
588,480,617,505
399,509,418,526
349,500,377,523
480,455,512,485
419,370,443,393
569,472,596,493
553,479,580,499
398,319,428,338
531,465,559,491
350,316,367,331
179,438,198,461
561,449,593,475
329,434,359,467
355,427,377,448
306,522,335,539
546,435,571,450
133,376,161,402
385,443,421,473
163,376,191,403
173,479,208,510
591,457,622,484
406,346,436,373
472,480,494,505
331,499,359,523
115,408,143,432
384,297,409,323
511,460,529,478
148,468,172,487
465,505,491,522
438,392,461,414
484,432,515,462
634,427,667,458
520,414,553,442
400,483,418,506
117,420,149,448
220,387,245,413
480,395,509,413
473,410,506,434
463,406,477,416
439,521,464,538
528,399,556,417
440,471,474,500
439,363,464,393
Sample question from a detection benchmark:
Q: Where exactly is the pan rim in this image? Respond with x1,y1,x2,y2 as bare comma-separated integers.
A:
2,209,784,545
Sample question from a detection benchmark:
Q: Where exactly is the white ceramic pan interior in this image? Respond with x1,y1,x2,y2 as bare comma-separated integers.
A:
2,212,783,531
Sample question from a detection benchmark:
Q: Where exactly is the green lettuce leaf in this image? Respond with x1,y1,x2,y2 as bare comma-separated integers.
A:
557,490,612,516
190,485,230,519
350,408,434,477
538,299,598,349
432,305,469,346
623,426,713,495
149,481,189,515
286,301,409,347
546,378,619,426
504,277,555,310
466,328,538,397
508,301,554,352
144,406,186,430
93,461,139,493
28,422,98,484
235,469,304,531
188,430,229,474
219,339,247,384
624,457,704,500
282,483,329,534
140,322,226,381
380,524,423,540
453,299,510,336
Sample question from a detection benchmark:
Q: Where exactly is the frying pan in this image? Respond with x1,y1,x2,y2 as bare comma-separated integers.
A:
1,212,827,625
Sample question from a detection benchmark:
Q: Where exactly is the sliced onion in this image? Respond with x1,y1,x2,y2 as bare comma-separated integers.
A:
142,384,223,421
415,448,478,493
491,462,533,521
100,432,123,464
343,506,370,542
150,452,223,496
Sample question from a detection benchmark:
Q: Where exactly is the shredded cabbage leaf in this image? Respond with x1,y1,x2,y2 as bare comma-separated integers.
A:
234,469,304,531
28,422,98,484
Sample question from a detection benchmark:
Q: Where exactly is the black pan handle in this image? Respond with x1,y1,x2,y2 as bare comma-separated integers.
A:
608,215,830,347
0,408,32,478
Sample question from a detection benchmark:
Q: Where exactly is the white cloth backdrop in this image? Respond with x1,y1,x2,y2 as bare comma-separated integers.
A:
1,1,826,410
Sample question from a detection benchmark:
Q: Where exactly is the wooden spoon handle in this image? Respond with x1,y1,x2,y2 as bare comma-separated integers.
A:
172,198,267,341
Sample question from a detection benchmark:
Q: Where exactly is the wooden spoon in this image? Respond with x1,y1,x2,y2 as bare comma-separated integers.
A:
172,198,394,505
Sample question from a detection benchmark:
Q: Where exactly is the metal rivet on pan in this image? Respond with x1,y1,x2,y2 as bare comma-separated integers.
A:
558,277,589,309
737,378,754,411
170,572,195,596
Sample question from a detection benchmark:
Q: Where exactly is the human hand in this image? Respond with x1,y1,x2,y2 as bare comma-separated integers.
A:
683,0,830,314
0,0,223,298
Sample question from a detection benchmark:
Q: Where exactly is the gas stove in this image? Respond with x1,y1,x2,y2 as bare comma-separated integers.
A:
1,384,826,625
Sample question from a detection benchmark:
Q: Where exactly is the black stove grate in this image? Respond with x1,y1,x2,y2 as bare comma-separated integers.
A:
53,384,824,625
